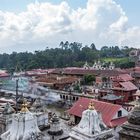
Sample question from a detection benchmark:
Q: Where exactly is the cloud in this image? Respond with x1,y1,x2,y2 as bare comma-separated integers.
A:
0,0,139,53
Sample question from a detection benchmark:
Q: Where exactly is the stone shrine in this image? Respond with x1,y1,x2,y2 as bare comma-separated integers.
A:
69,100,114,140
119,98,140,140
0,100,43,140
0,102,15,135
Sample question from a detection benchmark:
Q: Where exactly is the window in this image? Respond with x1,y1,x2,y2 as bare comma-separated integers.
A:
118,110,122,117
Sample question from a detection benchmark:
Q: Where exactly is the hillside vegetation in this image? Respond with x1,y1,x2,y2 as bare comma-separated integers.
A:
0,41,135,73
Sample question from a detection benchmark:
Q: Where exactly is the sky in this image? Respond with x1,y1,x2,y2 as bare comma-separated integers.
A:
0,0,140,53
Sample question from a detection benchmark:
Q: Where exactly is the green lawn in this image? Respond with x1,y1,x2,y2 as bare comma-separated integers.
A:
101,57,129,63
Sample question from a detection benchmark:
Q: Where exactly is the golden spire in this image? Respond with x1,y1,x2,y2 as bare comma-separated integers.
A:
21,99,29,112
88,100,95,110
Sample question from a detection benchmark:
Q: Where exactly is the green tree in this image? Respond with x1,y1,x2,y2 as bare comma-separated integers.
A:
90,43,96,50
83,74,95,85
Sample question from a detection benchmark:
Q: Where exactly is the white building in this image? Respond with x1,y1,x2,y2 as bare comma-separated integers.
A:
84,61,115,70
1,101,43,140
68,101,114,140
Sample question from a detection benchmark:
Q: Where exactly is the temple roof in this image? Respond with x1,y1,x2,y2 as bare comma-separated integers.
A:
119,81,137,91
118,74,134,82
68,98,126,127
51,68,127,77
69,100,114,140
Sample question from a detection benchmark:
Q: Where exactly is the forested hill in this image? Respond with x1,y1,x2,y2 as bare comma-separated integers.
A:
0,41,135,73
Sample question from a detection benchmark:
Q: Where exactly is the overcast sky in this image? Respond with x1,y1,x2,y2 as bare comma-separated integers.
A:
0,0,140,53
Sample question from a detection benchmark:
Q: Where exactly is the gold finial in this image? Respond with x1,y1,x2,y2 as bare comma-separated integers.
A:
88,100,95,110
21,99,29,112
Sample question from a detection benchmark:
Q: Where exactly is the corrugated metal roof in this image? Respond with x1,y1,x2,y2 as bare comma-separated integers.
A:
68,97,125,127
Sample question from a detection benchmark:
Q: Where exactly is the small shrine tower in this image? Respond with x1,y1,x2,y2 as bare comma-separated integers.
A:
69,101,114,140
1,100,43,140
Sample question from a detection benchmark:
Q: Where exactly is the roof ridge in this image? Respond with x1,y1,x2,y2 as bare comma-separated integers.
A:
89,98,122,108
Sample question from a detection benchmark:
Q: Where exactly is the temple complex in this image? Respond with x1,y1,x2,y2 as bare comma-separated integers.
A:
68,100,114,140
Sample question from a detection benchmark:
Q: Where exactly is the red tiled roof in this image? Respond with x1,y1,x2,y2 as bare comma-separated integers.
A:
51,68,127,77
68,98,124,127
0,73,9,77
36,76,79,85
119,74,134,82
110,117,127,127
125,67,140,73
119,81,137,91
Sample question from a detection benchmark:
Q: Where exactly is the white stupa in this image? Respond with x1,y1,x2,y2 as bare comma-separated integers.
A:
1,100,43,140
69,101,114,140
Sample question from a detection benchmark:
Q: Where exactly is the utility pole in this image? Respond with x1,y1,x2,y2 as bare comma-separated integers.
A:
16,79,19,113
